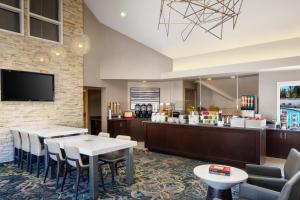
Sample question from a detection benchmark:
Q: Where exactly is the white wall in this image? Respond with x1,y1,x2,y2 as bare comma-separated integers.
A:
173,37,300,71
83,4,172,81
127,81,184,111
259,70,300,120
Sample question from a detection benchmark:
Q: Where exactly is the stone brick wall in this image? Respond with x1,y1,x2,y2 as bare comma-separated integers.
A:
0,0,84,163
0,128,13,163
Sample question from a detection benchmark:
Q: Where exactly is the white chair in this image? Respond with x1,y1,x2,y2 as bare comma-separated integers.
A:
61,145,105,198
99,135,131,185
98,132,110,137
20,132,31,171
12,130,22,168
44,141,65,188
29,134,45,177
116,135,131,140
61,145,89,199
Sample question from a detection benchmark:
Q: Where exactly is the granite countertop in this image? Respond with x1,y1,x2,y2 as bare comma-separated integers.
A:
266,128,300,132
142,121,266,131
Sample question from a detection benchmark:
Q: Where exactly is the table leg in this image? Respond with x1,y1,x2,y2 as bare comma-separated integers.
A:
44,144,48,171
206,186,232,200
89,155,99,200
125,147,134,185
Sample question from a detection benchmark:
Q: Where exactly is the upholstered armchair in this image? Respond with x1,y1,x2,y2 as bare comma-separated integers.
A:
246,148,300,192
239,171,300,200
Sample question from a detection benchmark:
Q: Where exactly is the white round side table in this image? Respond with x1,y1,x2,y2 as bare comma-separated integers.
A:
194,164,248,200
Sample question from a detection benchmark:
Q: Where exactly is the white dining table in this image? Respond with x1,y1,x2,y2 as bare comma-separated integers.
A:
45,135,137,199
11,125,88,138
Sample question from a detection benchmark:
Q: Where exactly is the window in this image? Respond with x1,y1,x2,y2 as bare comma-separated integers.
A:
0,0,24,34
28,0,63,43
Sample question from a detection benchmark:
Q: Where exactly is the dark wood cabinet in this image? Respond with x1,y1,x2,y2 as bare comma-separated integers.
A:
285,131,300,155
107,118,150,141
266,130,285,158
107,119,129,137
266,129,300,159
144,122,266,167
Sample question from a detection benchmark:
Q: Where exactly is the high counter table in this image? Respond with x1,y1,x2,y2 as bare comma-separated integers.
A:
143,121,266,167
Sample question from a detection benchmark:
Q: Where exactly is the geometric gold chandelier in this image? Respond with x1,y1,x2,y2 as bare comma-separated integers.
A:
158,0,244,41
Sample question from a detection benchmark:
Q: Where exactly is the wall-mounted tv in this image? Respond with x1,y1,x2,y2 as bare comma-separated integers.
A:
1,69,54,101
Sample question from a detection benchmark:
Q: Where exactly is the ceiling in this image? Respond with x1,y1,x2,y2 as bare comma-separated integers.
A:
84,0,300,59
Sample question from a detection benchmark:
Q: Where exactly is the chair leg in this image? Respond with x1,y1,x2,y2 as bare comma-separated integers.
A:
75,168,81,200
26,152,30,172
61,164,68,192
115,162,119,176
18,149,22,168
14,148,17,164
20,150,24,170
30,154,33,174
99,165,105,191
109,163,115,185
44,159,50,183
37,156,40,178
56,162,60,189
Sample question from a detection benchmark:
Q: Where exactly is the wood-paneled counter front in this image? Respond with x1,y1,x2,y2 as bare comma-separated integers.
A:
108,118,150,141
144,122,266,167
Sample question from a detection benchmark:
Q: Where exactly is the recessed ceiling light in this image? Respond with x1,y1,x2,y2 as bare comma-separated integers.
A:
230,75,236,79
120,11,126,17
142,80,147,83
207,78,212,81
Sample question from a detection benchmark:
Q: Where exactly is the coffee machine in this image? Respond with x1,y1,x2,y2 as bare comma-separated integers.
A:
146,104,153,118
135,103,153,118
135,104,142,118
141,104,147,118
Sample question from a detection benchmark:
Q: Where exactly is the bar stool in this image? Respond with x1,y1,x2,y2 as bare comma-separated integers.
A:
12,130,22,168
44,141,65,189
20,132,31,171
61,145,90,199
29,134,45,177
98,135,131,185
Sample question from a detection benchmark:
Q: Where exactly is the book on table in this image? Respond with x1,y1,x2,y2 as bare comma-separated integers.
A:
209,165,231,176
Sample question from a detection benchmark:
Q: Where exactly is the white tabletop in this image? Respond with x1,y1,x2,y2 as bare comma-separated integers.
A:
11,125,88,138
194,164,248,190
45,135,137,156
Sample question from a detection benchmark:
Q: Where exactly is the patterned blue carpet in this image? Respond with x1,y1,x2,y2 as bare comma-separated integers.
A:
0,149,239,200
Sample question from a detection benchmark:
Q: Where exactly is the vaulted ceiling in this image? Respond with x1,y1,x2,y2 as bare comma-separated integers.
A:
84,0,300,59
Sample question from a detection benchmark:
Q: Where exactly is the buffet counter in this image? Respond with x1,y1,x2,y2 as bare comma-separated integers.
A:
143,121,266,167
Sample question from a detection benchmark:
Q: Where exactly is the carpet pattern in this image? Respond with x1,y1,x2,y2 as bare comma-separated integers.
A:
0,149,239,200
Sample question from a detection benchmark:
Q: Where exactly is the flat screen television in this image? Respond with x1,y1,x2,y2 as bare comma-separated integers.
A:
1,69,54,101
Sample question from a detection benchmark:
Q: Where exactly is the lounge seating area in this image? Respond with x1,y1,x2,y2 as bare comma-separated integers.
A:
1,0,300,199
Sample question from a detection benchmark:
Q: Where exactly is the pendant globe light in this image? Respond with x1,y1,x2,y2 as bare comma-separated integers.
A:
71,34,91,55
51,45,66,61
33,51,50,65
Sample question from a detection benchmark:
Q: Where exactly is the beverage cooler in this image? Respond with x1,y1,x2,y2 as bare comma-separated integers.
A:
241,95,258,117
